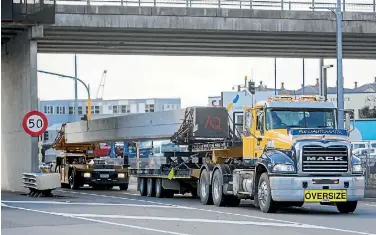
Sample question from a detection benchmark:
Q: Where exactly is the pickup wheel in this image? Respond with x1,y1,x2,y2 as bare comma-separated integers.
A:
69,170,79,190
119,183,128,190
199,169,213,205
139,178,147,196
257,173,277,213
155,178,165,198
147,178,156,197
336,201,358,214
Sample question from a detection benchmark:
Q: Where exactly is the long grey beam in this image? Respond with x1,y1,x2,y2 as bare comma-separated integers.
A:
64,109,186,143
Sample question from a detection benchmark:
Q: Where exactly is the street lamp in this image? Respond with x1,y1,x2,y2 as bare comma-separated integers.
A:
321,64,334,101
37,70,92,121
310,0,344,129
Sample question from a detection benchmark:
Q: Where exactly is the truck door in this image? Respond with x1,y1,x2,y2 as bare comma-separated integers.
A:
254,108,266,158
242,109,255,159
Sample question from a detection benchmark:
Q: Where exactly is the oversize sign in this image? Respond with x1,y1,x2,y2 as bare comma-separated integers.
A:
22,110,48,137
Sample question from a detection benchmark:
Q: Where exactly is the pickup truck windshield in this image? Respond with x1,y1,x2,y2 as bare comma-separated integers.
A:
266,108,336,130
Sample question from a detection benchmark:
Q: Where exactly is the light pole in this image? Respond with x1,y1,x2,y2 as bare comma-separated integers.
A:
37,70,92,121
322,64,334,101
311,0,344,129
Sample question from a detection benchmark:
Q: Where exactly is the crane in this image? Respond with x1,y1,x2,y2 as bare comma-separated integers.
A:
96,70,107,99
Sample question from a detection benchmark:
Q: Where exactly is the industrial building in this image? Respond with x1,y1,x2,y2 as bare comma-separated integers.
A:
39,97,181,126
209,78,376,120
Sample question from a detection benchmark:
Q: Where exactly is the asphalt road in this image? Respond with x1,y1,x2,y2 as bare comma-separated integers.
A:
2,179,376,235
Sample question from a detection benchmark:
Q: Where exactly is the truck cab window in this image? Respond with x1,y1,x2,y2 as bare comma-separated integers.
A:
256,110,264,131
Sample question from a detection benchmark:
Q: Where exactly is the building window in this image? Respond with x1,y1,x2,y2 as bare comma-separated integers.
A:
94,106,100,114
69,106,74,114
120,105,130,113
344,109,354,119
56,106,66,115
145,104,155,113
77,106,83,115
43,106,54,114
113,105,118,113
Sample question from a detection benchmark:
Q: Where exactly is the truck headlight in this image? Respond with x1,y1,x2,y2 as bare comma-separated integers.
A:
352,164,363,174
83,172,91,178
273,164,295,172
118,173,125,178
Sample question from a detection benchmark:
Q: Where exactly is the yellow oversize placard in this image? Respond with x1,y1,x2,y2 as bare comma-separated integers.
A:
304,189,347,202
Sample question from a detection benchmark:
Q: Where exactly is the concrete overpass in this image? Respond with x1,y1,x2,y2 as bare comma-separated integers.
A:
35,5,376,58
2,0,376,191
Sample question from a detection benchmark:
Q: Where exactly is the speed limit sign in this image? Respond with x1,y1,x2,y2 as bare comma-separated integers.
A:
22,110,48,137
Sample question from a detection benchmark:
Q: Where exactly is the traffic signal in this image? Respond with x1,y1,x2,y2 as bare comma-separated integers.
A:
43,131,49,141
248,81,255,94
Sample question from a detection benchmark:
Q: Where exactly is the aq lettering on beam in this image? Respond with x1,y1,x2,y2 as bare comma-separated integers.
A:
205,116,222,130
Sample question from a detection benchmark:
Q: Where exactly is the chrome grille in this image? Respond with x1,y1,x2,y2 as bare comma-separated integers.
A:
302,145,348,173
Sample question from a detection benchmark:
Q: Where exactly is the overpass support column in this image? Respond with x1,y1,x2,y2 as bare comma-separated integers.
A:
1,28,39,192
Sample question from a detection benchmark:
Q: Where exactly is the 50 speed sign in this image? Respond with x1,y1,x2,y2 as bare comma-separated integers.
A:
22,110,48,137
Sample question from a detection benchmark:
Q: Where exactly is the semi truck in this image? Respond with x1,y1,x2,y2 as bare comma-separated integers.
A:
130,95,365,213
50,123,129,190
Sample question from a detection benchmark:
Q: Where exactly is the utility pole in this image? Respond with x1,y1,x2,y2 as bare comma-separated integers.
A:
74,54,78,120
302,58,305,95
336,0,344,129
310,0,344,129
274,58,277,95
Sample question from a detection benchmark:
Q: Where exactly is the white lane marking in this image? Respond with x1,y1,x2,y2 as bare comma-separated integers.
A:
56,190,182,207
56,189,376,235
122,192,140,196
1,200,193,209
56,189,297,224
1,203,191,235
57,213,325,229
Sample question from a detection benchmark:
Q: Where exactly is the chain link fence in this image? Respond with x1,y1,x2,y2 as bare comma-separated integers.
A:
351,140,376,189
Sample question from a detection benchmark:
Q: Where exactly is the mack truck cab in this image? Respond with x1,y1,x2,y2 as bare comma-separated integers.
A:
198,95,365,214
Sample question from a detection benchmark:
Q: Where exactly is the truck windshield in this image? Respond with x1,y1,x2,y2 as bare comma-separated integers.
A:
265,108,336,130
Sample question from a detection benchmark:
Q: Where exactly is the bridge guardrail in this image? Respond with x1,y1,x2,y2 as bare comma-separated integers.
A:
352,140,376,189
50,0,376,12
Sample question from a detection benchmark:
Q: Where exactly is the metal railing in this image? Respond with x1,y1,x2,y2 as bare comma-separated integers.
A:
50,0,376,12
352,140,376,189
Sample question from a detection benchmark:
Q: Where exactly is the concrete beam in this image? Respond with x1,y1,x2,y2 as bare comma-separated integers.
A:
1,28,39,192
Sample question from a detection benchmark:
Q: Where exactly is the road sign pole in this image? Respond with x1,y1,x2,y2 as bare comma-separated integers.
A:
336,0,345,129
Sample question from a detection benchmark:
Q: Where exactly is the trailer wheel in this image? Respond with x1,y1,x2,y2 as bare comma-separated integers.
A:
139,178,147,196
212,170,227,206
258,173,277,213
155,178,164,198
147,178,156,197
199,169,213,205
336,201,358,214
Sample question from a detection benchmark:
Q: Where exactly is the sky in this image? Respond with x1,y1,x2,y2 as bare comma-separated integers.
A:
37,54,376,108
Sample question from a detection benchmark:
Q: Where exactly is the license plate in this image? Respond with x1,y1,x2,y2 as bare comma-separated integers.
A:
304,189,347,202
100,174,109,178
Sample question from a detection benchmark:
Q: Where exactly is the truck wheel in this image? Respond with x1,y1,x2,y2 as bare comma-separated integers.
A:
199,169,213,205
147,178,156,197
155,178,165,198
258,173,277,213
212,170,227,206
119,183,128,190
139,178,147,196
336,201,358,213
69,171,79,190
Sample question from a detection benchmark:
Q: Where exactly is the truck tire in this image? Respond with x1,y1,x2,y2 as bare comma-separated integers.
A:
212,170,227,206
212,170,240,207
258,173,277,213
147,178,156,197
139,178,147,196
119,183,128,190
69,170,79,190
336,201,358,213
199,169,213,205
155,178,165,198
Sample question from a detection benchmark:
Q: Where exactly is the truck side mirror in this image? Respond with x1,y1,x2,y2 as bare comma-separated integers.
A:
345,111,355,135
